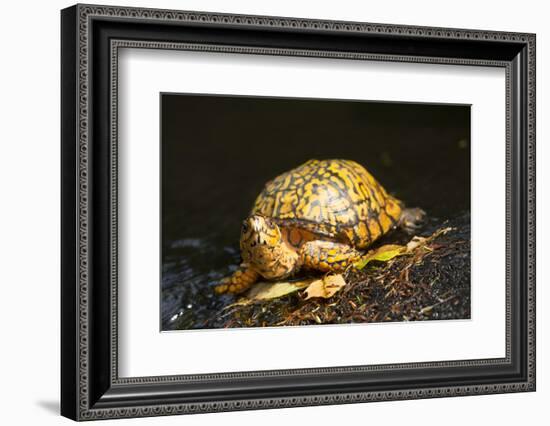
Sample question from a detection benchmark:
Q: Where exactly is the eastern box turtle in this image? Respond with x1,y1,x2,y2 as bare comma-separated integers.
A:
216,159,425,294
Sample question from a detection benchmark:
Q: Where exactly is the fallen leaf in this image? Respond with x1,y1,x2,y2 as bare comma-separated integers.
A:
354,227,454,270
406,227,453,252
304,274,347,299
354,244,405,270
405,236,427,252
246,279,314,301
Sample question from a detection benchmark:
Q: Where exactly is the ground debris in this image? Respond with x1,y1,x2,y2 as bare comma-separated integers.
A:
216,213,471,328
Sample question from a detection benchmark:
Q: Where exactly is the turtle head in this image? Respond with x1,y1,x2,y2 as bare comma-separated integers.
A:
398,207,427,234
240,215,298,279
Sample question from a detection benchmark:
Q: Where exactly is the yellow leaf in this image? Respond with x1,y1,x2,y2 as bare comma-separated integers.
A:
304,274,347,299
246,279,314,301
354,244,405,270
353,227,454,270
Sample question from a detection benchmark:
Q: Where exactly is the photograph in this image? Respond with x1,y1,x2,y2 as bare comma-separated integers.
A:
58,3,536,420
161,93,471,331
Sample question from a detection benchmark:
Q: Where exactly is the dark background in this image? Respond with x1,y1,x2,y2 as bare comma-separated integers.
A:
162,93,470,248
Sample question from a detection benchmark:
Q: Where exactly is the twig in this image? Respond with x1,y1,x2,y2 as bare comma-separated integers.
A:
418,295,457,315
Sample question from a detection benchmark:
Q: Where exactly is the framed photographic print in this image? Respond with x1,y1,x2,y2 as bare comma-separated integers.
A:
61,3,536,421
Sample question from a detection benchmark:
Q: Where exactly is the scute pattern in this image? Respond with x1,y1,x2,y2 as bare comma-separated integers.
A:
252,159,403,249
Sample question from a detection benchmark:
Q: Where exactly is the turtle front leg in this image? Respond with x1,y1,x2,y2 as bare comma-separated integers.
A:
299,241,362,273
215,265,259,295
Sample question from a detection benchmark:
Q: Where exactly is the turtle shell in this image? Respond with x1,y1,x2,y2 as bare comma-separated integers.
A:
251,159,403,249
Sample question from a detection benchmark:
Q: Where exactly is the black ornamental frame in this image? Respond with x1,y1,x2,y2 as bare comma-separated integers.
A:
61,4,536,421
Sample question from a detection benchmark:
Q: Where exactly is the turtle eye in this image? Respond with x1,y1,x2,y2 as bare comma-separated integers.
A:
241,221,249,234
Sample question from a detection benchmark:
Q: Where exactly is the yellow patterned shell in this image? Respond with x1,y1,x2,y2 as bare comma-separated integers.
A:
252,159,403,249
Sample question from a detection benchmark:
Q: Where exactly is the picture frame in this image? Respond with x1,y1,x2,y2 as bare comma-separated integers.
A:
61,3,536,421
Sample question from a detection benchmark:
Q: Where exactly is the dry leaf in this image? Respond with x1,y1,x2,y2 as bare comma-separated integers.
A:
304,274,347,299
245,279,314,301
354,244,405,270
405,236,427,252
406,227,453,252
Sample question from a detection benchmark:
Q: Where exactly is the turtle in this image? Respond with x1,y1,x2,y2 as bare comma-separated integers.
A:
215,159,425,294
